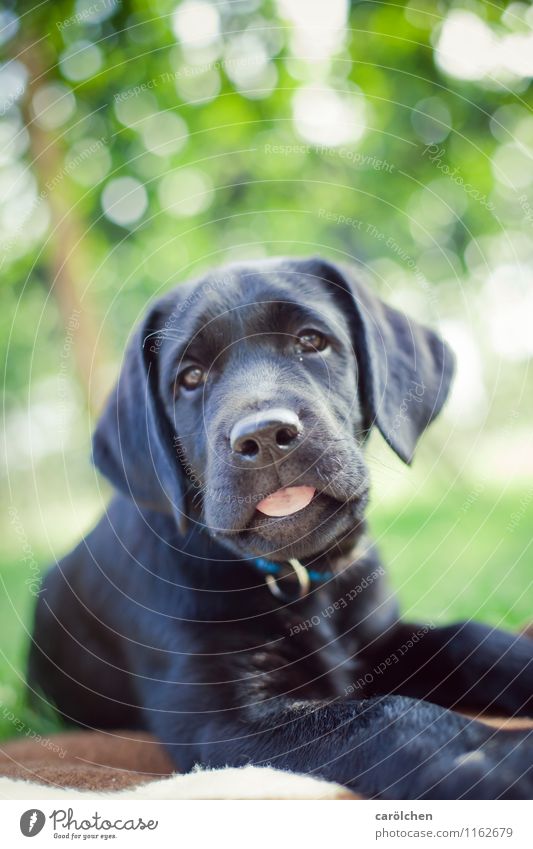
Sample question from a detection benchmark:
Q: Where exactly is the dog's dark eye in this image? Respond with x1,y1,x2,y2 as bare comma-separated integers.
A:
295,330,329,353
179,365,206,391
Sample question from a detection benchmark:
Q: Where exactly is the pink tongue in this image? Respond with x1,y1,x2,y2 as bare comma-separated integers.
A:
256,486,316,517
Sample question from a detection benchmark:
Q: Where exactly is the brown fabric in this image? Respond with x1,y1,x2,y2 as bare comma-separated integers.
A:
522,623,533,640
460,714,533,730
0,729,174,790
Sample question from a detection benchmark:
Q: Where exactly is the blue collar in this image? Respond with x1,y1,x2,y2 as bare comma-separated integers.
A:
254,557,334,584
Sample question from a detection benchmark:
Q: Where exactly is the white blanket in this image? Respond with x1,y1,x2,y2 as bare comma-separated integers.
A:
0,764,354,800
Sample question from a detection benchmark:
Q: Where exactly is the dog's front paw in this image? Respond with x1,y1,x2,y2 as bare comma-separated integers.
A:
424,735,533,799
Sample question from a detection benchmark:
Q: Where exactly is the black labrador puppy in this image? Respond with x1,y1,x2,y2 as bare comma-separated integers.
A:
29,257,533,799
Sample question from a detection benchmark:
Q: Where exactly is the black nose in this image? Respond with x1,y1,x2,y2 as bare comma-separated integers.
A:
230,408,302,460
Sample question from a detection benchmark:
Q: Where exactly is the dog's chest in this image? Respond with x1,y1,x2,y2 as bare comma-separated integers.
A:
249,594,362,701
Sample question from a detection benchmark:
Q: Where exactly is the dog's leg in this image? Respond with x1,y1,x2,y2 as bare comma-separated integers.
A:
364,622,533,716
156,695,532,799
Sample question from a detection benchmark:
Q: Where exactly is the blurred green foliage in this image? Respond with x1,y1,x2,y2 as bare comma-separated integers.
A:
2,0,533,396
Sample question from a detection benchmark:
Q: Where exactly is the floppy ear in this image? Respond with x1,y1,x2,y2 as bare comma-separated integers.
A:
308,257,455,464
92,300,188,533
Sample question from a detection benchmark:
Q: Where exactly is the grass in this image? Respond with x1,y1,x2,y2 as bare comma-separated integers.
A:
1,482,532,742
371,484,533,629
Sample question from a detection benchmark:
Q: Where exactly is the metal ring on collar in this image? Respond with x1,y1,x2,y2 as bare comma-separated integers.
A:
264,558,311,600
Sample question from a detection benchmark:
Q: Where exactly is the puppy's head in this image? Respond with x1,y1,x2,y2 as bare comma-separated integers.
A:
93,257,454,562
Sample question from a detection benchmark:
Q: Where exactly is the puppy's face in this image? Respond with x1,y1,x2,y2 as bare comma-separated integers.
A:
93,256,454,567
159,268,369,561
